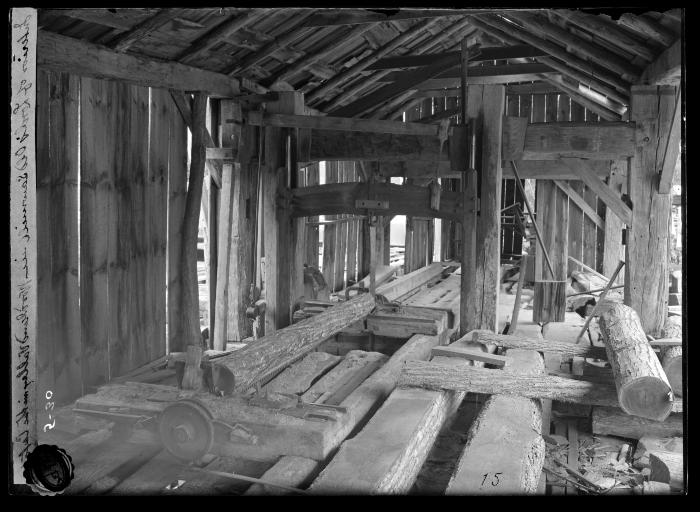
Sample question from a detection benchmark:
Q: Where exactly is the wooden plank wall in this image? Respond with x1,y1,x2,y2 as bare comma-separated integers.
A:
319,161,362,292
404,99,435,273
36,70,82,403
37,73,185,402
505,92,607,274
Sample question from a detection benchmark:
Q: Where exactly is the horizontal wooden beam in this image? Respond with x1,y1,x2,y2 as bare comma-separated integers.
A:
107,8,183,52
37,30,241,98
380,63,555,82
378,160,611,180
504,122,636,161
414,73,558,89
247,112,441,136
561,158,633,225
305,122,633,163
290,182,462,222
366,45,548,70
553,180,605,229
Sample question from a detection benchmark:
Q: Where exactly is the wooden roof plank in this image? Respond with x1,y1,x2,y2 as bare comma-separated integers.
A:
332,53,459,118
639,38,681,86
108,8,184,52
468,16,630,105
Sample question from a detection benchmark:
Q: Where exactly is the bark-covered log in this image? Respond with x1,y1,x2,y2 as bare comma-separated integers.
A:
211,293,376,394
446,349,545,494
592,407,683,440
398,361,620,407
598,303,674,421
660,346,682,398
474,332,608,359
649,450,684,491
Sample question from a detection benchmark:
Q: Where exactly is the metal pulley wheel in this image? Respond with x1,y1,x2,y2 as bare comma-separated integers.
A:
158,399,215,462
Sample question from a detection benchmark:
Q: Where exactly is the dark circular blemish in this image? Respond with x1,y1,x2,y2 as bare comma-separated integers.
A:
23,444,74,494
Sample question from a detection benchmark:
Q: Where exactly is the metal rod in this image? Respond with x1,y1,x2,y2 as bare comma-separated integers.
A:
509,161,556,279
575,260,626,344
189,467,310,495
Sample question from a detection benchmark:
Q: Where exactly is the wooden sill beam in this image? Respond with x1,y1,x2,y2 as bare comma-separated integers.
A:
560,158,633,226
37,30,241,98
639,39,681,86
366,44,548,70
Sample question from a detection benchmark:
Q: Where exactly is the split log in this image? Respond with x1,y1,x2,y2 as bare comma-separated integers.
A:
474,332,608,359
598,303,674,421
398,361,621,408
263,352,341,395
211,293,376,394
649,450,683,491
592,407,683,440
310,330,473,494
445,349,545,494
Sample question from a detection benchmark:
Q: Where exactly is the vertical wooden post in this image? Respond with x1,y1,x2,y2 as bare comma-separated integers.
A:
181,93,208,347
626,86,676,336
264,91,305,332
461,83,504,333
207,175,218,344
459,41,479,337
212,100,240,350
533,180,569,323
228,122,256,342
305,163,320,267
167,95,188,353
603,160,627,285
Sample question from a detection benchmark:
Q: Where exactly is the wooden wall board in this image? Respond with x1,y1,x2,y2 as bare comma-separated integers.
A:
36,69,82,402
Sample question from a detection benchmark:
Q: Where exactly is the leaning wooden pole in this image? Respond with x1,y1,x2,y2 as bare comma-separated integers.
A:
180,92,208,348
598,303,674,421
212,293,376,394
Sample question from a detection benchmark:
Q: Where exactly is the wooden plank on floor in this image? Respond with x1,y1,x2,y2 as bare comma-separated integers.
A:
310,327,469,495
263,351,342,395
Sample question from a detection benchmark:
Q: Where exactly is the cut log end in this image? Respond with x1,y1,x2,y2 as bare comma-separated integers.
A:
619,377,673,421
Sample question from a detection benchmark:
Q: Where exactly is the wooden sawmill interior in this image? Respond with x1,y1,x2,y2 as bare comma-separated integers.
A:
31,7,685,495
